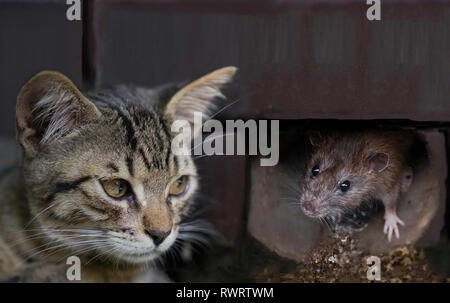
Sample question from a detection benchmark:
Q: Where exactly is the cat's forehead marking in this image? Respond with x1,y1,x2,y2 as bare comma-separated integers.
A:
138,147,151,170
88,88,173,172
107,163,119,173
126,156,134,177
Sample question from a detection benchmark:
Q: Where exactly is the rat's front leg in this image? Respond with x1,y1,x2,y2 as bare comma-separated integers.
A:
382,188,405,242
383,209,405,242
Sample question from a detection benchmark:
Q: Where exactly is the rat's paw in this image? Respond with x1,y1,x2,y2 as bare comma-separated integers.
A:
383,213,405,242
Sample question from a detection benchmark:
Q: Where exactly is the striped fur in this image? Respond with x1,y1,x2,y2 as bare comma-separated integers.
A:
0,67,236,282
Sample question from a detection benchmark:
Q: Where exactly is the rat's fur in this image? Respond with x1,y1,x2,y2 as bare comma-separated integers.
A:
299,129,422,241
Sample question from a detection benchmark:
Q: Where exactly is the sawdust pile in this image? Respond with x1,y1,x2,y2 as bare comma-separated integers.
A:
257,234,450,283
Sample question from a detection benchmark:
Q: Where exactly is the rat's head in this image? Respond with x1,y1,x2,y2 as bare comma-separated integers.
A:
299,132,389,220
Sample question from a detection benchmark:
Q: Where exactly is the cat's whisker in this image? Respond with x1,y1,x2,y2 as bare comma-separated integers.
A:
96,245,121,267
190,132,235,152
8,231,108,249
179,220,216,235
24,237,108,262
168,241,183,261
26,236,103,256
46,228,104,234
16,227,105,237
187,98,241,156
192,154,214,160
177,220,216,253
56,242,112,263
7,226,102,244
86,244,118,265
155,252,167,269
113,248,125,272
34,240,110,263
11,227,105,244
24,200,74,229
13,227,102,233
207,98,241,121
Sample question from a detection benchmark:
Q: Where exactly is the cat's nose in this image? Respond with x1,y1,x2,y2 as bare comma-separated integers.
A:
145,229,170,246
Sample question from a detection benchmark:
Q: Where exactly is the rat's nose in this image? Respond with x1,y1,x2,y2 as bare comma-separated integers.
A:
145,229,170,246
302,200,318,216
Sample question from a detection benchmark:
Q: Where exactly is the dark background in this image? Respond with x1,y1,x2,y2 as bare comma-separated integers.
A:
0,0,449,247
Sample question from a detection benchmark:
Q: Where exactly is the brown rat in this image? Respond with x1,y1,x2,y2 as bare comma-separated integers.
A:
299,129,419,242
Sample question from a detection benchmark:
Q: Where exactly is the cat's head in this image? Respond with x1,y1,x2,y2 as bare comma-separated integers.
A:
16,67,236,264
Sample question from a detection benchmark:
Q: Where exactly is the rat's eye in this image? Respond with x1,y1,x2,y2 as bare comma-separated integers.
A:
169,176,190,197
339,180,351,192
101,179,130,198
311,165,320,177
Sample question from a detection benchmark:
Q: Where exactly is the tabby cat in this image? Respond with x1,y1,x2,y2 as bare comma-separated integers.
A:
0,66,237,282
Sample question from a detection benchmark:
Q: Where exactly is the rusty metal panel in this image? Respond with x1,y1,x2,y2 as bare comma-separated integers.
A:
0,1,82,136
87,2,450,121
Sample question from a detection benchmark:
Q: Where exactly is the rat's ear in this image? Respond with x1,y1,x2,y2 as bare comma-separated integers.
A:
308,131,327,147
365,152,389,173
16,71,101,158
165,66,237,138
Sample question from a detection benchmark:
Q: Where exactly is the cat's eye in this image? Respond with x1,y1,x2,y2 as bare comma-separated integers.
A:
169,176,190,197
311,165,320,177
339,180,351,193
101,179,129,198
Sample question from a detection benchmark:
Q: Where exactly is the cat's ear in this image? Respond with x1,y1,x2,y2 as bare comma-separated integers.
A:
165,66,237,137
365,152,389,173
16,71,101,157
